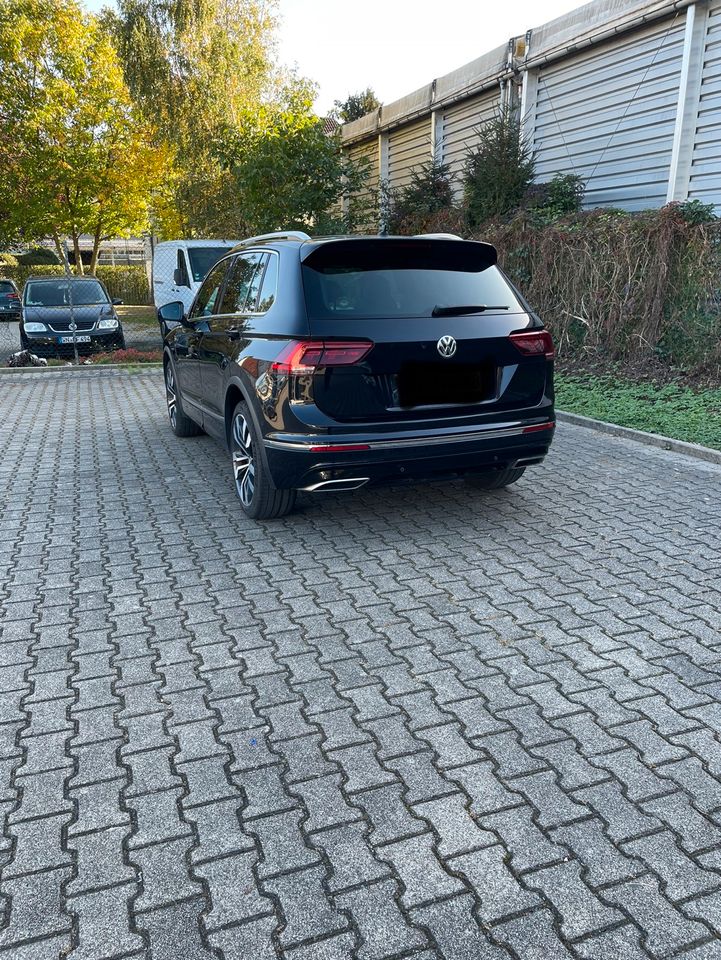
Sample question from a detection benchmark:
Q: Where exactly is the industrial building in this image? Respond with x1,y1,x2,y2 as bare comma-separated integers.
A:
341,0,721,216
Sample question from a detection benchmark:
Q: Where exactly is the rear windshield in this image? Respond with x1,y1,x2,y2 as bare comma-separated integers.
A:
302,239,522,319
188,247,232,283
24,279,109,306
0,281,15,293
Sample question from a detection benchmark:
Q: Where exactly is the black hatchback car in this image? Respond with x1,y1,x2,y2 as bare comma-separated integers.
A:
0,279,21,321
159,232,554,520
21,275,125,356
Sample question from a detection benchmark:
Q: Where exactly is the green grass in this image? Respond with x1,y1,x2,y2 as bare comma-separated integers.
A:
555,374,721,450
117,304,156,326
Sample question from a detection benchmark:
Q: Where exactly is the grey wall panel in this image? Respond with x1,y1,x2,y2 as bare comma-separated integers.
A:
441,89,500,192
387,118,432,190
534,15,686,210
347,139,379,228
689,2,721,209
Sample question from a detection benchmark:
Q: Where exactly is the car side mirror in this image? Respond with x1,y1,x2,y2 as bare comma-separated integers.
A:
173,268,189,287
158,300,185,324
112,298,123,305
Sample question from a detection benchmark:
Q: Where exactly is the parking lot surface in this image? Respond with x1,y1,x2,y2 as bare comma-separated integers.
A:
2,368,721,960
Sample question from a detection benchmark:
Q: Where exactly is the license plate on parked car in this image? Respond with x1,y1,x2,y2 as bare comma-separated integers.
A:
58,335,92,343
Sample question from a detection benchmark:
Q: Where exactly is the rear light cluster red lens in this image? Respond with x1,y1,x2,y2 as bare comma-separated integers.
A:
271,340,373,375
509,330,554,359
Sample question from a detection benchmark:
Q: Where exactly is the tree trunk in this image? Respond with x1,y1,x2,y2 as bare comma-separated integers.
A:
89,223,102,276
71,230,84,275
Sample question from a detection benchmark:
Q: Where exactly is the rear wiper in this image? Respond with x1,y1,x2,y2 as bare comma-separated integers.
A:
431,304,510,317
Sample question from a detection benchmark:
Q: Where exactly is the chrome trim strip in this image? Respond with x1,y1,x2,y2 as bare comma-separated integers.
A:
265,422,553,452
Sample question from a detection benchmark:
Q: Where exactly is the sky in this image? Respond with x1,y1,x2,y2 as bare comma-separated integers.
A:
84,0,585,114
276,0,583,114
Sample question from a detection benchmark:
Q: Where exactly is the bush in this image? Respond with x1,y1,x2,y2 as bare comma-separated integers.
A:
0,252,19,268
0,263,150,303
524,173,586,220
15,247,60,265
383,160,462,234
483,204,721,372
92,347,163,364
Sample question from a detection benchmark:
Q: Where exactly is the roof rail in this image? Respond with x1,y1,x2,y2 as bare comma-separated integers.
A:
238,230,311,246
413,233,462,240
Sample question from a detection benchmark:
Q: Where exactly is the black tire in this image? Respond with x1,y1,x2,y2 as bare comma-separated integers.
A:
164,360,202,437
465,466,526,490
230,401,296,520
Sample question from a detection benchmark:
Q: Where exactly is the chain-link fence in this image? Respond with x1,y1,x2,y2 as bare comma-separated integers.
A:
1,241,240,366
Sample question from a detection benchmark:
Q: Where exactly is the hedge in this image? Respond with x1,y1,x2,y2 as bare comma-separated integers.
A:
0,264,151,304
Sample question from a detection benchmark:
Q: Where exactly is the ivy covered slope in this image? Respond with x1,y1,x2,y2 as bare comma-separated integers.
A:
555,375,721,451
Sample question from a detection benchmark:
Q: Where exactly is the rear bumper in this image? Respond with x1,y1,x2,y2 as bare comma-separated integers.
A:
263,417,555,490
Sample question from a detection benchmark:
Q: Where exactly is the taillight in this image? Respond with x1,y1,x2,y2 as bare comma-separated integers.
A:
271,340,373,375
8,293,19,300
510,330,554,359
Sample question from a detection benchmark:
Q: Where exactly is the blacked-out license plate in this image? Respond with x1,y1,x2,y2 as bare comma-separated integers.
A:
397,362,494,407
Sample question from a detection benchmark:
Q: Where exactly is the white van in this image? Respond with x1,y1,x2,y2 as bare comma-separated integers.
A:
152,239,240,313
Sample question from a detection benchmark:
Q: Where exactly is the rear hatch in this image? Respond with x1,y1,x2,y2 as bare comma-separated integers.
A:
301,237,547,423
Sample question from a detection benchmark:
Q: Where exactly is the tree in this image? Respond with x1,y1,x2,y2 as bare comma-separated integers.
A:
212,87,374,236
333,88,381,123
464,105,535,227
383,160,460,234
0,0,167,271
108,0,281,233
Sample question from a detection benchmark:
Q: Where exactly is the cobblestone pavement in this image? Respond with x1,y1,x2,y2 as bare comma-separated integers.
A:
2,368,721,960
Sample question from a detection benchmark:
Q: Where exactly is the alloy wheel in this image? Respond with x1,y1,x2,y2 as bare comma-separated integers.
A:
165,365,177,428
232,413,255,506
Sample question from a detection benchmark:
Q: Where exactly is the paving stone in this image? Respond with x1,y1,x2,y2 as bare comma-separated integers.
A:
551,818,644,887
140,899,219,960
491,907,575,959
314,821,391,892
450,844,540,921
413,792,497,858
265,865,347,948
334,879,429,958
527,860,624,939
67,882,145,960
623,830,721,900
642,792,721,854
603,875,710,957
411,894,512,959
5,370,721,960
251,808,321,878
380,831,466,907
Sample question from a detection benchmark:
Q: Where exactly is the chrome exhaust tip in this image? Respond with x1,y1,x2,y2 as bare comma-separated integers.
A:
302,477,370,492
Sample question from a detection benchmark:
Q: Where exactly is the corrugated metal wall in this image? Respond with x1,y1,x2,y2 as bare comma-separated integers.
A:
441,90,500,191
387,118,432,190
341,1,721,217
347,138,379,228
688,1,721,207
533,15,686,210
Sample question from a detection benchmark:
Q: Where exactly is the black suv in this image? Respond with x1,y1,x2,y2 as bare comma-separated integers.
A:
0,278,21,321
21,275,125,356
159,232,555,520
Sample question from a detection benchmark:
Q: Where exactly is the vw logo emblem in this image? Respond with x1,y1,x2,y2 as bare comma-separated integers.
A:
437,335,457,358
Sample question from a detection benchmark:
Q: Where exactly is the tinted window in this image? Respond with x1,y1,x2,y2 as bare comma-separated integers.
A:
188,247,233,283
257,255,278,313
0,281,15,293
302,240,521,319
176,250,189,285
218,254,263,314
189,261,228,319
24,279,109,306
